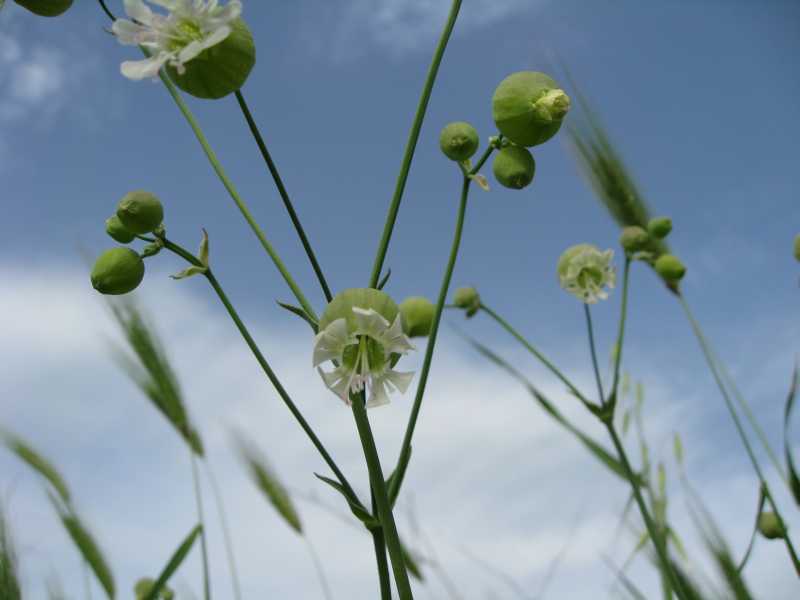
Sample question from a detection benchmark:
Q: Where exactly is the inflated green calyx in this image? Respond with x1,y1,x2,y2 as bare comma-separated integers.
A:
105,215,135,244
654,254,686,282
399,296,435,338
493,145,536,190
439,121,479,162
117,190,164,235
492,71,570,147
619,226,649,253
14,0,73,17
453,286,480,318
91,248,145,295
647,216,673,240
168,18,256,100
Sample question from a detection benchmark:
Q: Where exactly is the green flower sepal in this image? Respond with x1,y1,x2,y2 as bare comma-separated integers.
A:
171,230,210,280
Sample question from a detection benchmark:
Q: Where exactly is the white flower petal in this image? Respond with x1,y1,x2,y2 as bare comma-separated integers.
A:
379,315,415,355
383,369,415,394
123,0,155,24
352,307,390,338
367,379,390,408
312,318,351,367
120,54,170,80
112,19,148,45
318,367,354,404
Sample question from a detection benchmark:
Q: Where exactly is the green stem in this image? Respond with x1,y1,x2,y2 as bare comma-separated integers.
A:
393,176,471,491
583,304,606,405
368,0,464,287
159,239,362,513
191,455,211,600
304,536,334,600
204,462,243,600
351,397,413,599
605,425,689,599
609,259,631,405
479,303,592,406
234,90,333,303
679,295,800,576
157,72,318,321
371,493,393,600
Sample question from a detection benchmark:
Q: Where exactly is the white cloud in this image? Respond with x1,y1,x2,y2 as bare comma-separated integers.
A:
0,263,798,598
306,0,543,62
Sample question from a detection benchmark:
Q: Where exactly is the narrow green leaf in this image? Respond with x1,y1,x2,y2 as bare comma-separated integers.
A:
49,496,115,599
622,409,631,436
667,527,689,562
386,444,412,508
465,337,637,483
673,433,684,467
236,439,303,535
143,525,202,600
737,488,766,573
377,268,392,291
602,556,648,600
314,474,377,528
783,364,800,506
400,541,424,582
0,431,71,505
276,301,319,333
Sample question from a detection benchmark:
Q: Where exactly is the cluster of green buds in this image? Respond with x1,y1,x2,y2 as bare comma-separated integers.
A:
11,0,73,17
90,191,165,295
618,216,687,285
452,286,480,318
438,70,570,191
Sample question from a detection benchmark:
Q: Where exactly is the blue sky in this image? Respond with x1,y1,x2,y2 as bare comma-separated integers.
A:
1,0,799,598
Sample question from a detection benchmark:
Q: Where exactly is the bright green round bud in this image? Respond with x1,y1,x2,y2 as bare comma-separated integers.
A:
492,71,570,147
13,0,73,17
453,286,480,317
439,122,479,162
492,145,536,190
135,578,173,600
116,191,164,235
399,297,435,338
654,254,686,282
647,216,673,239
318,288,399,333
793,234,800,262
167,19,256,100
619,226,650,253
757,512,786,540
105,215,135,244
91,248,145,295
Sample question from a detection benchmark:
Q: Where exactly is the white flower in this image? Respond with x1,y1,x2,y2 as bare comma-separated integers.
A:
557,243,616,304
313,307,415,408
111,0,242,81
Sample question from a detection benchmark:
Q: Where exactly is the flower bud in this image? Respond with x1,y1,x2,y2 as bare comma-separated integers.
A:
105,215,135,244
399,297,435,338
439,122,479,162
647,216,673,240
492,71,570,147
453,286,480,317
168,18,256,100
116,191,164,235
757,511,786,540
619,226,649,253
135,578,174,600
492,145,536,190
91,248,145,295
794,234,800,262
13,0,73,17
654,254,686,282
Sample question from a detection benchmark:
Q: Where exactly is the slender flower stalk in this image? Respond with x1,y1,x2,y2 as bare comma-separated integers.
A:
608,258,631,405
351,395,414,599
155,71,318,320
680,296,800,576
234,90,333,303
368,0,464,287
583,305,606,404
159,238,362,512
191,454,211,600
370,499,392,600
204,463,242,600
392,173,474,490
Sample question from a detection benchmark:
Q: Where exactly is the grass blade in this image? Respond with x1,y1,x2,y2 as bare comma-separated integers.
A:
314,474,377,528
143,525,202,600
1,430,71,504
109,300,204,456
49,496,115,599
0,505,21,600
783,364,800,506
236,437,303,535
386,444,412,508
